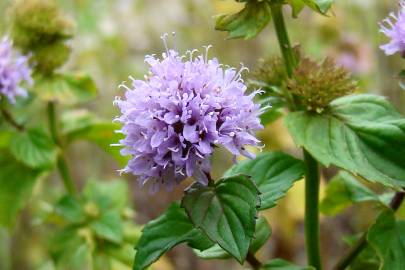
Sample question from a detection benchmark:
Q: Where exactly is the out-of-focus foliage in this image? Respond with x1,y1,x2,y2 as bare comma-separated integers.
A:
46,180,141,270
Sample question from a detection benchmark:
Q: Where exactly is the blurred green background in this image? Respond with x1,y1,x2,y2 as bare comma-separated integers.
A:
0,0,404,269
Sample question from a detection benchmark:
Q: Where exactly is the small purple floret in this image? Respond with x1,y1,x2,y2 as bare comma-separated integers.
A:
0,37,32,103
114,36,263,192
380,1,405,56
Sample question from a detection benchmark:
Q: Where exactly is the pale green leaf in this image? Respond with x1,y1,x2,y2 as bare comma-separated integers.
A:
61,110,127,165
90,210,123,244
0,153,41,227
261,258,315,269
320,171,391,216
215,1,272,39
33,73,97,105
10,127,59,169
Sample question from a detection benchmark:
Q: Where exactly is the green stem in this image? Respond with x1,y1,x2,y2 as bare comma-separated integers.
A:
270,3,296,109
303,150,322,270
333,190,405,270
270,3,296,76
270,3,322,269
246,251,262,270
1,107,25,131
47,102,75,195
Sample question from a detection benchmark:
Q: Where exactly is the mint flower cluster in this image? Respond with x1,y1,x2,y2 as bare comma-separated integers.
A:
380,1,405,56
0,37,32,103
114,37,263,192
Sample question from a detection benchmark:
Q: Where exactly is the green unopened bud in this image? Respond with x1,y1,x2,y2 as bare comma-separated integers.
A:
251,56,287,88
10,0,74,73
84,202,100,218
31,42,71,74
287,57,358,113
121,207,135,220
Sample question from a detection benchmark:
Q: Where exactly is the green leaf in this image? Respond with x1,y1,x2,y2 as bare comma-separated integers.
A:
0,131,12,149
55,195,85,224
215,1,271,39
261,258,315,269
83,180,128,210
134,203,212,270
286,0,306,17
300,0,333,14
181,175,260,263
33,73,97,105
367,209,405,270
61,110,127,165
50,228,92,270
90,210,123,244
194,216,271,260
320,171,391,216
194,244,230,260
224,152,305,210
258,96,285,125
399,70,405,90
0,153,41,227
342,234,379,270
10,128,59,169
285,94,405,189
251,216,272,253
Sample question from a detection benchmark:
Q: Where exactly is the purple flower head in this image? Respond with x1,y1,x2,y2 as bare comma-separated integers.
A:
114,34,263,193
0,36,32,103
379,1,405,56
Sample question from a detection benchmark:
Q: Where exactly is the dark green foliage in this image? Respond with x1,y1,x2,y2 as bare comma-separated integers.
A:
225,152,305,210
181,175,261,263
133,203,213,270
367,210,405,270
285,94,405,189
261,258,315,269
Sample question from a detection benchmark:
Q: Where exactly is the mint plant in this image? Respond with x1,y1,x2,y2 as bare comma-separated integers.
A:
124,1,405,270
1,1,405,270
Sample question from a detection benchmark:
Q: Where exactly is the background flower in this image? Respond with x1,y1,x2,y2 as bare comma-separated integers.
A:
0,37,32,103
380,0,405,56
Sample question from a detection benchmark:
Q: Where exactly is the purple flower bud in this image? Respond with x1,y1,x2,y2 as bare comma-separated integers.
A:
0,37,32,103
380,1,405,56
114,34,263,192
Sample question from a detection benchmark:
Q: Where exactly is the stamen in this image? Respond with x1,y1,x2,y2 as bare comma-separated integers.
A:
172,32,178,51
160,33,169,54
118,83,131,91
203,45,212,63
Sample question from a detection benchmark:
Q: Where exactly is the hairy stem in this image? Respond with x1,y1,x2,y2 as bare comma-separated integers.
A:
270,3,296,77
246,251,262,270
270,3,297,110
333,190,405,270
271,3,322,269
47,102,75,194
1,107,25,131
303,150,322,270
